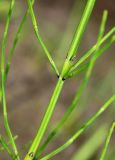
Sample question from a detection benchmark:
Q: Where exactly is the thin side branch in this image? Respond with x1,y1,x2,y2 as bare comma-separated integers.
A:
70,27,115,73
5,0,35,81
27,0,59,76
40,95,115,160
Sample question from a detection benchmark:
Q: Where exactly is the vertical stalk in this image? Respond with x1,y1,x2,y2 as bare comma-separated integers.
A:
67,0,96,60
29,78,64,153
5,0,35,81
0,0,20,159
24,60,71,160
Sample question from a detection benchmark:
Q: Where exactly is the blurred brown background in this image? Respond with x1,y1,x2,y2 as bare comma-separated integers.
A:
0,0,115,159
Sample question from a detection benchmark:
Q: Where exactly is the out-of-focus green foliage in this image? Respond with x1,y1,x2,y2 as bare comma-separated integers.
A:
0,1,10,16
0,0,21,19
71,125,107,160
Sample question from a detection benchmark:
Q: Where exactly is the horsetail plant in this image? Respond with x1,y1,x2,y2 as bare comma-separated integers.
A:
34,9,111,159
24,0,97,159
0,0,115,160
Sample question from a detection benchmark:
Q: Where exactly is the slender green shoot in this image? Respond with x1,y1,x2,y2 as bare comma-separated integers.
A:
100,122,115,160
0,135,14,159
94,36,115,59
40,95,115,160
34,10,109,159
70,27,115,73
68,36,114,79
70,10,108,78
83,10,108,78
24,77,64,160
98,10,108,43
67,0,96,60
1,0,20,159
5,0,35,81
27,0,59,76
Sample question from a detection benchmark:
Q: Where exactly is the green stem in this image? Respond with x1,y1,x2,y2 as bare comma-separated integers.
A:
100,122,115,160
40,95,115,160
0,0,20,159
24,77,64,160
5,0,35,81
27,0,59,76
24,49,72,160
67,0,96,60
85,10,108,77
